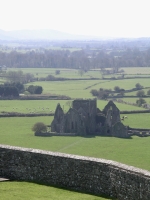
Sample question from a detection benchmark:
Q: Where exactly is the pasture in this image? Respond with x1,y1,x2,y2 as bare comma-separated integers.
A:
6,67,150,79
25,80,104,98
0,100,70,114
122,97,150,104
1,67,150,200
25,78,150,99
11,67,102,79
0,99,146,116
0,116,150,171
120,113,150,129
121,67,150,74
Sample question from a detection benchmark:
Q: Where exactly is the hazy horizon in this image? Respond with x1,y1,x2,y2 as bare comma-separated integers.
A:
0,0,150,38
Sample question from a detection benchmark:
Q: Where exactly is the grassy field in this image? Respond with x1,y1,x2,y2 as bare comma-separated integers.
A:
0,116,150,171
0,100,70,114
0,99,146,115
121,113,150,128
0,181,114,200
97,100,145,111
122,97,150,104
1,67,150,200
10,68,102,79
121,67,150,74
90,78,150,91
6,68,150,99
7,67,150,80
25,80,105,98
24,79,150,99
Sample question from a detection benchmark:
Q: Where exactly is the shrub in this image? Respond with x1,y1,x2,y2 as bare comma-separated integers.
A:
55,70,60,75
32,122,47,134
27,85,43,94
98,90,109,99
0,85,19,97
4,82,24,93
147,89,150,95
136,90,145,97
45,75,56,81
90,89,98,96
136,98,146,107
135,83,143,89
114,86,120,92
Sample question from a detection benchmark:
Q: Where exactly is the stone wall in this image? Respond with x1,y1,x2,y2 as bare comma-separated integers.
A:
0,144,150,200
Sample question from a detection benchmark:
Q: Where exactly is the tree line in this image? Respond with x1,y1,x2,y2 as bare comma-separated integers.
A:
0,48,150,71
90,83,150,99
0,81,43,97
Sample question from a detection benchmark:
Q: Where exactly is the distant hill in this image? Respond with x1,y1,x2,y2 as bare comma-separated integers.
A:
0,29,103,41
0,30,16,40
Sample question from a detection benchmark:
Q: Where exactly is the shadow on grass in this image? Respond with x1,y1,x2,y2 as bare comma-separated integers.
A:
81,135,133,139
10,180,117,200
35,133,133,140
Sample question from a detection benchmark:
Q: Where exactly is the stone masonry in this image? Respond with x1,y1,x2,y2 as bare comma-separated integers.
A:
51,99,128,138
0,144,150,200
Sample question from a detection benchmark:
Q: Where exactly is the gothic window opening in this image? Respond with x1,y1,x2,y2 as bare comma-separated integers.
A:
75,121,77,130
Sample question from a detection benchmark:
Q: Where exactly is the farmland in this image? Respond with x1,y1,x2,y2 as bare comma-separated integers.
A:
0,116,150,171
1,67,150,200
0,99,146,116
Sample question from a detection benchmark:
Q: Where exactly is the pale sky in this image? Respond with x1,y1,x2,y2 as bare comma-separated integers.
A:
0,0,150,37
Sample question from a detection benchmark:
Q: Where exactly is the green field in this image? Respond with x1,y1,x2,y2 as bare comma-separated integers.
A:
1,67,150,200
0,181,113,200
0,99,146,115
121,113,150,128
0,100,70,114
122,97,150,104
11,68,102,79
121,67,150,74
0,116,150,171
24,79,150,99
25,80,104,98
8,67,150,79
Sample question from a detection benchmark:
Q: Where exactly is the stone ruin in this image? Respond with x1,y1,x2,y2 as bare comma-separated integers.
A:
51,99,129,138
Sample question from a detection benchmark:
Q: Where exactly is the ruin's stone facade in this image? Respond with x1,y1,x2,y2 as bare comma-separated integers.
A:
51,99,128,138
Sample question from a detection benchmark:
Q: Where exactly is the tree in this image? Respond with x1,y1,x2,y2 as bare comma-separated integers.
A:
32,122,47,134
0,85,19,97
65,100,72,108
78,69,84,77
4,82,24,93
6,70,34,83
34,86,43,94
90,89,99,96
6,70,24,82
114,86,120,92
135,83,143,89
98,88,109,99
55,70,60,75
136,98,146,107
119,90,125,96
147,89,150,95
27,85,43,94
136,90,145,97
45,75,56,81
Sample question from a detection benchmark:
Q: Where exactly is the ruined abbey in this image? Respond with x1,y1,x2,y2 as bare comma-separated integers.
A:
51,99,128,138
